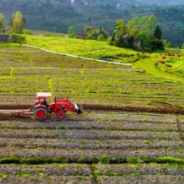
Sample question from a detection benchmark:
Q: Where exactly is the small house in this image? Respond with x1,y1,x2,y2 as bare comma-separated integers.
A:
134,39,141,48
76,33,86,39
121,35,142,48
0,35,9,42
121,34,129,42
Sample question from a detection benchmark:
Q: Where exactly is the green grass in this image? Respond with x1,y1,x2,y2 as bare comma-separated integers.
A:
26,35,142,63
26,35,184,82
0,155,184,165
133,50,184,82
0,36,184,108
0,43,23,48
133,57,184,82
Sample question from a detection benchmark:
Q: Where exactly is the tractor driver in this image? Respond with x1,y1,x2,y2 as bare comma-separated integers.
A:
41,98,49,107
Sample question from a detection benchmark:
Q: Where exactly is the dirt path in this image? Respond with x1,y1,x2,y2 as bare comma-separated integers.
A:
0,66,136,72
23,44,132,67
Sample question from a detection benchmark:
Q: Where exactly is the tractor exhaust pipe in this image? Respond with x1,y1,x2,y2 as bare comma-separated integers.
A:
74,103,83,114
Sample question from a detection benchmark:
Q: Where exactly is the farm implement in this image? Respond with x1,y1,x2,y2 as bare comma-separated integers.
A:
8,93,83,121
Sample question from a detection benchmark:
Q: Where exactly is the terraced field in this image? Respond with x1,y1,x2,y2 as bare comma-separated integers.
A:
0,45,184,110
1,42,184,183
0,112,183,183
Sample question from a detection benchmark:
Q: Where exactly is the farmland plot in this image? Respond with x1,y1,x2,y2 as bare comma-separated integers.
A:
0,46,184,109
0,43,184,183
0,112,183,183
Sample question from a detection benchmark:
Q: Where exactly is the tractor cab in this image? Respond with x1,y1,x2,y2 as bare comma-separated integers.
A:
35,92,52,107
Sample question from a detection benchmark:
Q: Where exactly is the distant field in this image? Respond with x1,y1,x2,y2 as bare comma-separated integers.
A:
26,35,144,63
26,35,184,82
0,43,184,108
0,39,184,183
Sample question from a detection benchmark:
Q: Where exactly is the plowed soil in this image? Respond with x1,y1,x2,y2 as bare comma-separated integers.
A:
0,111,183,184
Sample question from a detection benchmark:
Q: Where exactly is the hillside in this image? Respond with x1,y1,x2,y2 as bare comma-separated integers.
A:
1,0,184,46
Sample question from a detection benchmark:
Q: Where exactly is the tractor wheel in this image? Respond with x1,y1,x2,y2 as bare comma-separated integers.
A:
34,108,48,121
56,111,66,120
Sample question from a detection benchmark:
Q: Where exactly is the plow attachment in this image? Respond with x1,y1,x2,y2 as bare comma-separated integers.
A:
74,103,84,115
9,109,34,118
0,109,34,120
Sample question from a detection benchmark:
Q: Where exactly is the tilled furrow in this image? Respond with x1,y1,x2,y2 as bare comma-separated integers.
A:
0,175,92,184
0,138,182,149
0,129,179,140
97,175,184,184
96,164,184,175
0,164,91,176
0,120,178,132
0,147,183,161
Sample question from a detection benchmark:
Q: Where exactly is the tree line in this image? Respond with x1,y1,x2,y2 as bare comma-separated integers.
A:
68,25,109,41
0,11,26,43
0,11,25,34
69,15,165,51
110,15,164,50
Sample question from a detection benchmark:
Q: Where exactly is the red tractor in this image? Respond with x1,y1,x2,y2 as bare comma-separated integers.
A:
33,93,82,121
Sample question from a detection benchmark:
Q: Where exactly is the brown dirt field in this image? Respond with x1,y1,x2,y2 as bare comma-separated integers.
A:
0,111,183,183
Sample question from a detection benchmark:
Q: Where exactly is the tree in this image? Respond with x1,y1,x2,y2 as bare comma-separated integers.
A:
154,26,162,40
9,33,26,43
127,19,140,37
143,15,157,38
128,36,135,47
131,17,140,29
129,27,140,37
114,19,126,38
84,25,92,34
182,43,184,49
11,11,25,34
111,19,126,46
83,26,108,41
68,26,76,38
135,31,150,48
127,20,133,35
99,27,108,40
97,34,106,41
0,13,5,33
139,16,148,29
166,42,173,48
150,40,164,50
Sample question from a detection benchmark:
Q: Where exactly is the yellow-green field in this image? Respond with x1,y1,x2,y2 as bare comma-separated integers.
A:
26,35,184,83
26,35,143,63
0,36,184,184
0,39,184,109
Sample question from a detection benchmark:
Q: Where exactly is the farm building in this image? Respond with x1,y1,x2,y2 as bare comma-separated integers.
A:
0,35,9,42
122,35,142,48
76,33,86,39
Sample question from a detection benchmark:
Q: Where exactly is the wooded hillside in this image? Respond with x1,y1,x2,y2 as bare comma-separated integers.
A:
1,0,184,46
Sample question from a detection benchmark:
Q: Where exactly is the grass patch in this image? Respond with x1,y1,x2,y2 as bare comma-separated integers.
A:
0,155,184,165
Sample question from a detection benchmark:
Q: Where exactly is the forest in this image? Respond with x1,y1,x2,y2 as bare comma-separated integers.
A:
0,0,184,46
